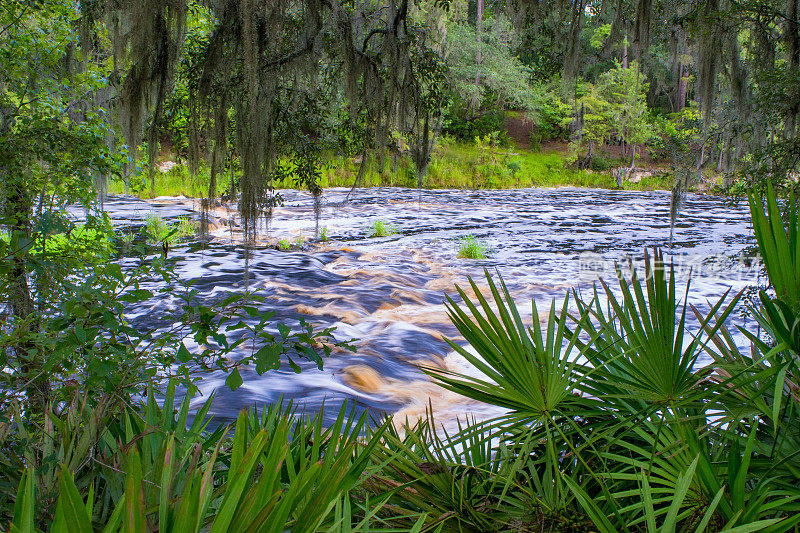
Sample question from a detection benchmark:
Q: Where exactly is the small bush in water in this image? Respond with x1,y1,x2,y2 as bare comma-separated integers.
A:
369,219,398,237
145,214,195,247
457,235,489,259
277,239,292,250
319,226,330,242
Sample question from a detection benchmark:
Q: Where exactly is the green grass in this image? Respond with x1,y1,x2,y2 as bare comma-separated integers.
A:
117,229,136,247
145,214,196,247
114,141,673,199
108,161,237,198
312,142,673,191
277,239,292,250
109,140,671,198
456,234,489,259
368,219,398,237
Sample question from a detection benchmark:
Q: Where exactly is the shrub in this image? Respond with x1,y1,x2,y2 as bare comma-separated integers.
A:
369,219,398,237
145,213,196,253
456,235,489,259
1,223,115,263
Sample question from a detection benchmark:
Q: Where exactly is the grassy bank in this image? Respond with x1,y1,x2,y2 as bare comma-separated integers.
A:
109,141,673,198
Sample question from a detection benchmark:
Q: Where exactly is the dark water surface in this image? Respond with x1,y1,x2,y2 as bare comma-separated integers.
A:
96,187,760,427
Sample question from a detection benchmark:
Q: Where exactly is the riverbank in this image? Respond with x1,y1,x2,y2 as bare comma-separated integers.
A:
109,141,675,199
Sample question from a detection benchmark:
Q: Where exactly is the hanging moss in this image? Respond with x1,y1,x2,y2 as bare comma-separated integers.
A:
632,0,652,61
563,0,586,79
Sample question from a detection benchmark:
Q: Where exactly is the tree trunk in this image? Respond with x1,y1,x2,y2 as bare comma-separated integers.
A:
346,141,371,201
4,179,49,416
564,0,586,79
187,86,201,180
209,148,218,200
209,95,228,200
677,64,687,111
623,34,629,69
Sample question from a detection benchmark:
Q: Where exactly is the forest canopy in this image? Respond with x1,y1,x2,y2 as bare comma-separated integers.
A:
6,0,800,233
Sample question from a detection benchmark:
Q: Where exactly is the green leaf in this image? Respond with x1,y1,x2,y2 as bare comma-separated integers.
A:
255,344,282,374
11,468,35,533
124,450,145,533
56,468,93,533
177,343,192,363
564,477,618,533
226,367,243,390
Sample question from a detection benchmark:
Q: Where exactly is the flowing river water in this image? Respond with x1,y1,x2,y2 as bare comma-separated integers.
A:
95,187,760,428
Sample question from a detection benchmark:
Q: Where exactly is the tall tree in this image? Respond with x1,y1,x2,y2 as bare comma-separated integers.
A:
1,0,116,415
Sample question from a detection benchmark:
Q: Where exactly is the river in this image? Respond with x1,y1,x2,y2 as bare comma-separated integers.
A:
95,187,760,428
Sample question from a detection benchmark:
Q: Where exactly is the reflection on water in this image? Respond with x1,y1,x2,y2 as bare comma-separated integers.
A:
96,187,759,428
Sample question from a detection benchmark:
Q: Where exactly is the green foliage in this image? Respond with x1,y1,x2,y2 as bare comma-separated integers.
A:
566,62,655,167
442,102,506,141
368,220,398,238
120,141,674,196
429,273,577,418
422,244,800,530
599,61,655,161
650,107,702,161
565,81,613,165
319,226,330,242
574,249,738,407
276,239,292,251
144,213,170,245
1,0,122,418
5,390,388,531
590,24,612,50
145,214,196,251
0,223,115,263
112,161,228,198
444,13,535,113
456,235,489,259
749,182,800,311
530,81,573,142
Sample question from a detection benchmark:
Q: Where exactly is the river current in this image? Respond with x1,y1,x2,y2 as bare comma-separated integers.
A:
94,187,760,427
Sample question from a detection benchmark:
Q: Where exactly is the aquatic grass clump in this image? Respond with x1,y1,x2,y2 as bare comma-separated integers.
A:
277,239,292,250
145,213,168,246
369,219,399,237
145,214,197,253
118,229,136,248
457,235,489,259
319,226,330,242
